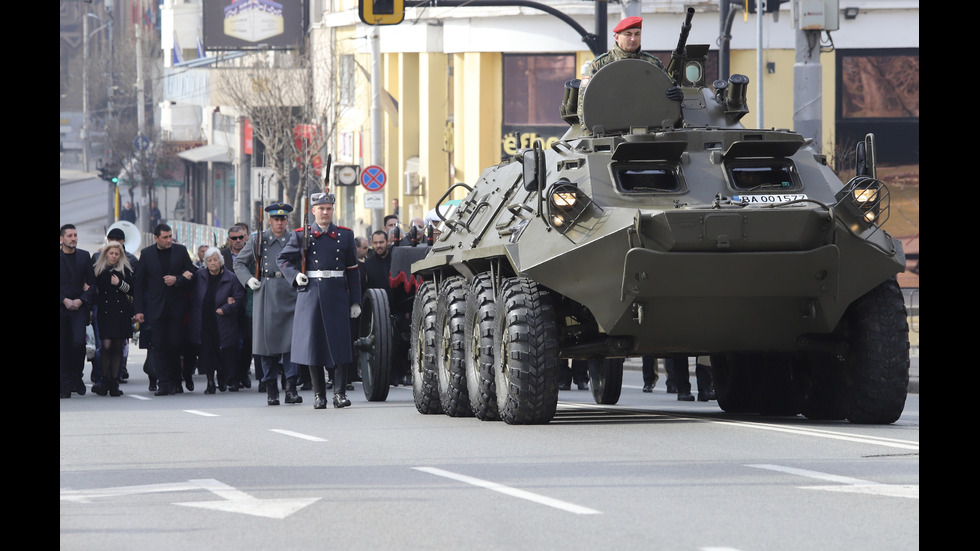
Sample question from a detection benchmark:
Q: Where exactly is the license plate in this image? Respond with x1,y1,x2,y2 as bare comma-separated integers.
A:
732,193,807,205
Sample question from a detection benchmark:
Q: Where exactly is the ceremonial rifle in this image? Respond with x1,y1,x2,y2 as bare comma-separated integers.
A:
254,173,264,279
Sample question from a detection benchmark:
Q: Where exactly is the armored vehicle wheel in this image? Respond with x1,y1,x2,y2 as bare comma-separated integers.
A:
796,353,847,421
710,354,756,413
492,277,560,425
711,353,803,416
435,276,472,417
587,358,624,405
410,282,441,414
358,288,393,402
464,273,499,420
839,277,910,424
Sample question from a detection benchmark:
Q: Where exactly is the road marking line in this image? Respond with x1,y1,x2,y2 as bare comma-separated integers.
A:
414,467,601,515
128,394,152,400
184,410,219,417
269,429,326,442
712,420,918,450
748,464,918,499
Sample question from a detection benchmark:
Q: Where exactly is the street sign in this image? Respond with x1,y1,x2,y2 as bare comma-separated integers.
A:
360,165,386,192
364,191,385,209
134,134,150,151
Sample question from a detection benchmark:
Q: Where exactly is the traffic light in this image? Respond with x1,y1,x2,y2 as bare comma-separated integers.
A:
358,0,404,25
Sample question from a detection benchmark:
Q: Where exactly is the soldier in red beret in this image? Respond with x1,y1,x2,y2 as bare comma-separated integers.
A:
587,16,664,75
584,15,683,102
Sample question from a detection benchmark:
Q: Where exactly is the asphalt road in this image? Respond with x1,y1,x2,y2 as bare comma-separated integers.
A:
61,346,918,551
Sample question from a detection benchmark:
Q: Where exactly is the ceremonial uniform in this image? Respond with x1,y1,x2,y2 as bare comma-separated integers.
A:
277,192,362,409
234,203,303,405
278,220,361,367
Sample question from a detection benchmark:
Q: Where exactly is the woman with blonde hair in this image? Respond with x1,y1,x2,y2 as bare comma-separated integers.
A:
92,240,134,396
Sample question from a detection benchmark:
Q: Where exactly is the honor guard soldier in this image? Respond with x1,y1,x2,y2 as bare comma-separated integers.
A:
233,202,303,406
277,192,362,409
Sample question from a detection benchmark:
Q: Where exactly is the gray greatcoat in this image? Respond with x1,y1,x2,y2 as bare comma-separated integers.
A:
233,229,297,356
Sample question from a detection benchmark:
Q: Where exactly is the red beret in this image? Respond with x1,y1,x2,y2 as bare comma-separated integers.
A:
613,16,642,34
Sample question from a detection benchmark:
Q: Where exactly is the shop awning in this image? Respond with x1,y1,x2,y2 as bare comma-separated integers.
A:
177,144,232,164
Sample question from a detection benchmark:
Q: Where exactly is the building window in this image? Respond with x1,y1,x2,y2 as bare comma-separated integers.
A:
839,50,919,118
339,54,355,106
835,48,919,165
503,54,575,126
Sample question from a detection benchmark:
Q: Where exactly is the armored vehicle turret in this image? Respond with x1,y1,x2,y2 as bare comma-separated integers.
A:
374,9,909,425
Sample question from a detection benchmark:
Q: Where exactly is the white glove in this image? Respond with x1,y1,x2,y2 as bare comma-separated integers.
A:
295,273,309,287
350,304,362,318
247,277,261,291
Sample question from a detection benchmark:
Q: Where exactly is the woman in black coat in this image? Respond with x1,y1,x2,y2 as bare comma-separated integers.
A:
187,247,244,394
92,241,134,397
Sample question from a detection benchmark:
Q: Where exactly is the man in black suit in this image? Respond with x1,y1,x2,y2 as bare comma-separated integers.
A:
60,224,96,398
134,224,195,395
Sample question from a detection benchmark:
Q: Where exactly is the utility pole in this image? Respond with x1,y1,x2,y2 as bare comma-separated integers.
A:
756,2,764,128
82,13,90,173
135,20,150,232
369,25,383,229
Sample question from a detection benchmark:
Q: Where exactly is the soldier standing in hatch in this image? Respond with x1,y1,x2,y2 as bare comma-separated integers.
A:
582,16,683,100
234,202,303,406
277,192,362,410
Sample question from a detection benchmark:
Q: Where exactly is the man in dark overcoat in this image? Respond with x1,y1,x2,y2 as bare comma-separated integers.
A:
277,192,362,409
134,224,195,395
60,224,96,398
234,203,302,406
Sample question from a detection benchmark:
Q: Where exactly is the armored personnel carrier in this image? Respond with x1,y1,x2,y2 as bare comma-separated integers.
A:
365,8,910,425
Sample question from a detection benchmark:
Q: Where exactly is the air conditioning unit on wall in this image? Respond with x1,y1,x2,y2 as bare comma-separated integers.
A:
405,171,423,195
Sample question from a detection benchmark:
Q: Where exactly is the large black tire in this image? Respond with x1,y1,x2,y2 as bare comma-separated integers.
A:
840,277,910,424
435,276,472,417
464,273,499,420
492,277,560,425
410,282,441,414
710,353,756,414
358,288,392,402
710,352,803,416
796,351,848,421
588,358,624,405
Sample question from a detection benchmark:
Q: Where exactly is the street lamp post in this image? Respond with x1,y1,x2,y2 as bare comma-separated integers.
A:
82,13,90,172
82,11,111,174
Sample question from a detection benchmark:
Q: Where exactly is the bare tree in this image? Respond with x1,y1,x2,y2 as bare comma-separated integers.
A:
214,45,341,228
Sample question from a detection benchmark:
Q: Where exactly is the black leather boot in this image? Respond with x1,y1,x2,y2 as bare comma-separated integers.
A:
266,379,280,406
333,365,351,408
109,377,123,397
205,374,216,394
285,377,303,404
310,366,327,409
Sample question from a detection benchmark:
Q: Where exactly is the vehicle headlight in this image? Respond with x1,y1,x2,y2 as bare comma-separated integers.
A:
835,176,890,232
550,190,578,210
546,180,597,235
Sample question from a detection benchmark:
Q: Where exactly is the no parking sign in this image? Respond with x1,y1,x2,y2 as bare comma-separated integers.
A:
360,165,386,192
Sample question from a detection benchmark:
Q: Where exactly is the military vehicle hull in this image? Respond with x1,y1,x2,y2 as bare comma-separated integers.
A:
397,11,908,425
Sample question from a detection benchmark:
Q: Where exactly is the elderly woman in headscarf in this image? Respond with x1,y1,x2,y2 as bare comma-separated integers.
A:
187,246,244,394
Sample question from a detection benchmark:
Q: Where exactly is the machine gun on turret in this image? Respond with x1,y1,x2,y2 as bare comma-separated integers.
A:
666,7,695,84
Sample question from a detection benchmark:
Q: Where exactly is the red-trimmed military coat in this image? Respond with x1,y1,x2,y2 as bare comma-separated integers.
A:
276,221,361,367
